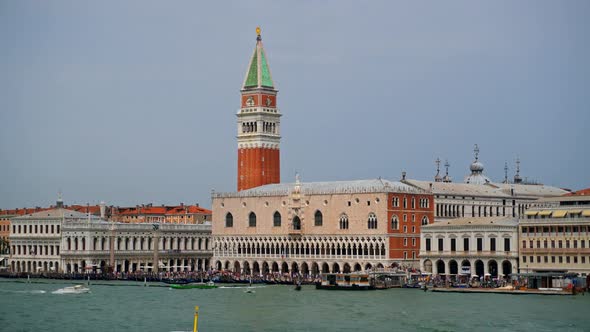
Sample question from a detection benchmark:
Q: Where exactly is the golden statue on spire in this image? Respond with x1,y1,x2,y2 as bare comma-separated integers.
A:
256,26,261,36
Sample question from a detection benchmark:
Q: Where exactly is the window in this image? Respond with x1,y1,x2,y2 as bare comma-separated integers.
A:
523,256,527,263
559,256,563,263
490,238,496,251
412,226,416,233
504,238,510,252
566,256,570,264
248,212,257,227
421,216,429,226
411,198,415,209
477,238,483,251
391,216,399,230
367,213,378,229
292,216,301,230
273,211,281,227
412,238,416,246
450,238,456,251
522,240,526,248
559,240,563,248
225,213,233,227
438,238,444,251
403,226,407,233
551,256,556,263
314,210,323,226
464,238,469,251
392,197,399,207
348,201,351,207
339,214,349,230
403,214,407,222
426,238,431,251
367,200,371,206
404,238,408,246
403,198,407,209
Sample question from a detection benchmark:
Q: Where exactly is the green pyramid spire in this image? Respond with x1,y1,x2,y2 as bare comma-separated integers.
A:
242,29,275,89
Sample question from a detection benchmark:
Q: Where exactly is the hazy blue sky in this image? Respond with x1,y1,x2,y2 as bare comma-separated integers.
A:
1,1,588,209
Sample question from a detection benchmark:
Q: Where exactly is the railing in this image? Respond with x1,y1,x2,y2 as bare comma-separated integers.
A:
520,248,590,254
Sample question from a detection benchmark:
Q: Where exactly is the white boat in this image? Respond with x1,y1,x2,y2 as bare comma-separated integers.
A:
52,285,91,294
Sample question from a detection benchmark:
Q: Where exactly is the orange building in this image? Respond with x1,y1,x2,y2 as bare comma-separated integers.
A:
237,27,281,191
387,193,435,261
111,204,211,224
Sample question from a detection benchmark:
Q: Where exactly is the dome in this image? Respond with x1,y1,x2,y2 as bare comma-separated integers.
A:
470,161,484,173
464,173,491,185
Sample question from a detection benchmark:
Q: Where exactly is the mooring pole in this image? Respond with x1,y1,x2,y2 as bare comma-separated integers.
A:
193,305,199,332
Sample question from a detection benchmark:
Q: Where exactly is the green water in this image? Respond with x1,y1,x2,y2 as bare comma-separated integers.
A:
0,279,588,332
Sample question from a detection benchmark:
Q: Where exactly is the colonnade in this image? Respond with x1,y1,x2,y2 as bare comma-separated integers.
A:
213,235,388,261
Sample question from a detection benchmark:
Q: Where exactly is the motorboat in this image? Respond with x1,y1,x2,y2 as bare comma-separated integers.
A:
316,273,376,290
52,285,91,294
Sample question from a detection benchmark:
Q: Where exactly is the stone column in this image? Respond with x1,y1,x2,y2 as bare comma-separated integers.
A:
484,259,489,276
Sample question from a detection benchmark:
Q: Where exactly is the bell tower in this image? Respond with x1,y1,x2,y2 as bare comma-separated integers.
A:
237,27,281,191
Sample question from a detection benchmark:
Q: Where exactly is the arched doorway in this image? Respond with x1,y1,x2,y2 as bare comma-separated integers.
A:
281,262,289,273
233,261,241,273
436,260,445,275
272,262,279,273
502,260,512,277
262,262,270,274
343,263,351,273
215,261,222,270
301,262,309,275
332,262,340,273
252,262,260,274
321,262,329,273
291,262,299,274
449,260,458,275
224,261,230,270
376,263,384,269
354,263,362,272
461,260,471,275
364,263,372,271
243,261,251,275
475,260,484,277
311,262,319,275
488,260,498,277
124,260,130,273
423,259,433,273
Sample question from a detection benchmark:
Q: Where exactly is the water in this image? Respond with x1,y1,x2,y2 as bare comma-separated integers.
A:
0,279,589,332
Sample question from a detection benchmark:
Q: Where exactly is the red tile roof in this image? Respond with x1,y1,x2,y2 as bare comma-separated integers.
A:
564,188,590,196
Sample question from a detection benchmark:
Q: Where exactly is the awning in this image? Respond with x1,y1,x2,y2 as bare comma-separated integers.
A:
568,210,582,214
524,211,538,216
583,210,590,217
538,210,552,216
552,210,567,218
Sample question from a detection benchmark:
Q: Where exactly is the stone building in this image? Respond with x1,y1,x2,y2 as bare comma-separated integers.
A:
9,198,79,273
404,146,568,223
60,221,212,273
519,190,590,275
212,177,434,275
420,216,519,277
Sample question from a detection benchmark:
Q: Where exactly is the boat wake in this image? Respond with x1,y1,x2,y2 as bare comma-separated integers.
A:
218,285,266,289
0,289,47,294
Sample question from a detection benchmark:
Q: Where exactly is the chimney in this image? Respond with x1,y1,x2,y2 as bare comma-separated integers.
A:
99,201,106,219
195,203,199,207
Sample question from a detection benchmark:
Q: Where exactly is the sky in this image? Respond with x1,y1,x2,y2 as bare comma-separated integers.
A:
1,0,589,209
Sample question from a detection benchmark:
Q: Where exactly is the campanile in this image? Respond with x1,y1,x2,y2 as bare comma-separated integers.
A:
237,27,281,191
